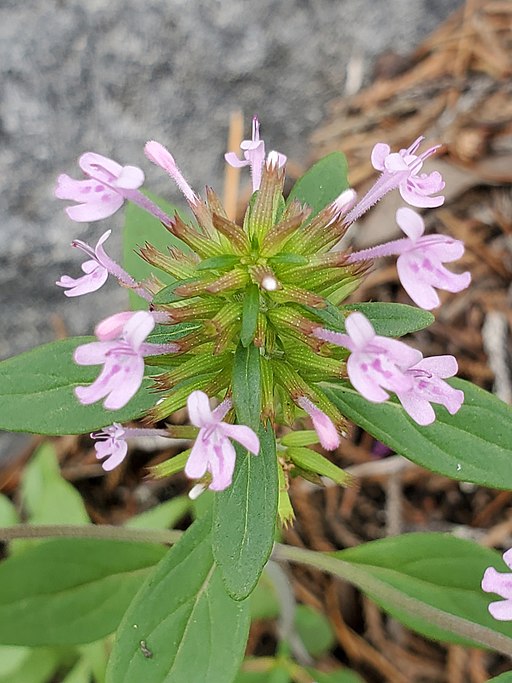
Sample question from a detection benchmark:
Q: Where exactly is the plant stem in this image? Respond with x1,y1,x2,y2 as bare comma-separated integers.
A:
273,543,512,658
0,524,182,545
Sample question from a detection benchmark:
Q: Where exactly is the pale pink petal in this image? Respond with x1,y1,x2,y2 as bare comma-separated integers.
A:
224,152,249,168
103,356,145,410
396,207,425,241
313,328,355,352
209,438,237,491
95,312,135,340
482,566,512,598
397,255,441,309
73,341,114,365
57,267,108,297
420,237,465,262
187,391,214,428
414,355,458,378
220,423,260,455
384,153,410,172
297,397,339,451
371,143,391,171
113,165,145,189
504,549,512,570
184,436,210,480
396,392,436,426
345,312,376,349
372,336,423,369
101,445,129,471
65,194,124,222
55,175,98,202
488,600,512,621
211,398,233,422
79,152,122,181
123,311,155,351
347,355,390,402
80,260,99,274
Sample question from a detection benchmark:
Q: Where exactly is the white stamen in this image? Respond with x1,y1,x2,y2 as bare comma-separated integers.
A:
188,483,206,500
262,276,278,291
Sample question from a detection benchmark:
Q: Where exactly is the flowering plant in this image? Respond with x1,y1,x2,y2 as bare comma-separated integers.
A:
0,118,511,682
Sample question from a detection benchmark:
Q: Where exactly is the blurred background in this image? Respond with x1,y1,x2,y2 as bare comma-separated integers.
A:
0,0,462,360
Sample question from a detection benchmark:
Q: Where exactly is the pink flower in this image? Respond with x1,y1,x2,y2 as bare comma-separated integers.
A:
297,397,339,451
348,208,471,310
92,423,128,470
55,153,145,222
314,312,422,403
57,230,152,300
394,208,471,309
482,549,512,621
185,391,260,491
144,141,198,205
74,311,178,410
91,423,170,471
395,355,464,425
346,136,445,224
225,115,286,192
56,231,111,297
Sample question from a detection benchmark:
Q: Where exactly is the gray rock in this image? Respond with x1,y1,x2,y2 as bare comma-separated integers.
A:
1,0,462,357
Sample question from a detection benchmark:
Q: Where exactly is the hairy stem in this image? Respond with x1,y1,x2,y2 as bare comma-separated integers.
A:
273,543,512,658
0,524,182,545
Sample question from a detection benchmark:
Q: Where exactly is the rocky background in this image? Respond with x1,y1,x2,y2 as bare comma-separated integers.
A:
0,0,462,359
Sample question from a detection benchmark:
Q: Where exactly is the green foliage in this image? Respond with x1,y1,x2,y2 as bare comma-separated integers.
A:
325,380,512,489
232,342,261,430
294,604,335,657
341,302,435,337
213,423,278,600
0,493,19,527
107,515,250,683
0,648,59,683
21,443,89,525
0,539,165,646
311,302,434,337
125,496,190,531
330,533,512,648
0,338,157,435
286,152,349,219
488,674,512,682
123,193,184,309
241,283,260,347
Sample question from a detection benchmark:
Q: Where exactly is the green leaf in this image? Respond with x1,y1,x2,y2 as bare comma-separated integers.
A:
213,423,278,600
241,284,260,347
196,255,240,271
340,303,434,336
123,193,185,309
0,539,165,646
281,534,512,652
21,443,89,525
62,658,93,683
0,338,158,435
0,648,59,683
295,604,335,657
126,496,190,530
336,533,512,648
0,645,31,677
286,152,349,219
232,342,261,430
249,573,280,620
287,447,351,486
107,515,250,683
0,493,19,527
325,380,512,489
488,674,512,682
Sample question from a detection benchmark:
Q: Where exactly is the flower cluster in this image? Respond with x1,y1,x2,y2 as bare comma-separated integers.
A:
56,119,469,497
